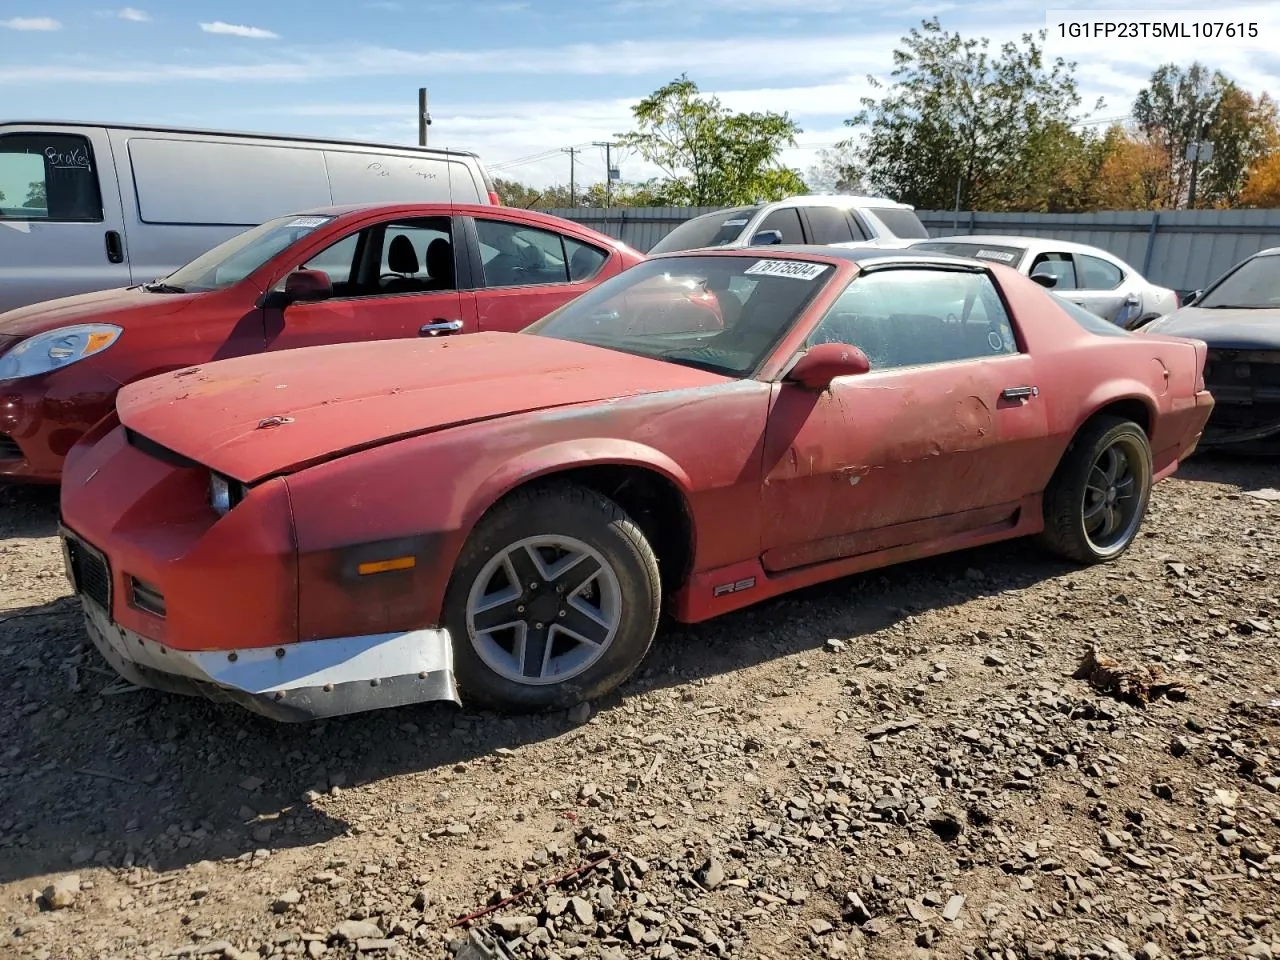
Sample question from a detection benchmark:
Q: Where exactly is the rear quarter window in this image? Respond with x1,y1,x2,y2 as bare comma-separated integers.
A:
1052,294,1131,337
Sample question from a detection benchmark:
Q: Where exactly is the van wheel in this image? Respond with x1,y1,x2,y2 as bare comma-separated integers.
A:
1038,416,1153,564
443,483,661,713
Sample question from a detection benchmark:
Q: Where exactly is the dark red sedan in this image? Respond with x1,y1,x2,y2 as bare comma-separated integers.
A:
0,203,643,483
60,247,1213,721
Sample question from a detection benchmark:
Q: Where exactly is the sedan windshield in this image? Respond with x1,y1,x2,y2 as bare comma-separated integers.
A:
1197,254,1280,309
525,255,834,376
158,214,335,293
648,206,762,254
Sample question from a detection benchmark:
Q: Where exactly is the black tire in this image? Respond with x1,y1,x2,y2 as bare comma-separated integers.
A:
442,482,661,713
1037,416,1153,565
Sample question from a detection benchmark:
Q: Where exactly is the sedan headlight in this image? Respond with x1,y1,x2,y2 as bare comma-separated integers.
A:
208,471,247,517
0,324,123,381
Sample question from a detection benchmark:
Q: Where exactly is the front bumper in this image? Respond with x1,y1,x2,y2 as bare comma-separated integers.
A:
79,596,460,722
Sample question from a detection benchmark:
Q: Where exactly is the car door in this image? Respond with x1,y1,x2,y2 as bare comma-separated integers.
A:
262,214,468,351
0,126,131,312
465,214,613,332
759,265,1050,573
1070,252,1133,324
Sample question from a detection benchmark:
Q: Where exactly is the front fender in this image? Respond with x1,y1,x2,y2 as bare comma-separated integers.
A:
462,437,695,533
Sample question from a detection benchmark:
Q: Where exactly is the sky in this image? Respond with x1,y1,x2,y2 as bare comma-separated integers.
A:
2,0,1279,191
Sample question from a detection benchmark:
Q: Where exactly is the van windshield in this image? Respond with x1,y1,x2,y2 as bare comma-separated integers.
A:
157,214,335,293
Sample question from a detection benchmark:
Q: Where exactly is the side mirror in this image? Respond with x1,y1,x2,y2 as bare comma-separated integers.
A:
283,269,333,304
786,342,871,390
1030,271,1058,289
749,229,783,246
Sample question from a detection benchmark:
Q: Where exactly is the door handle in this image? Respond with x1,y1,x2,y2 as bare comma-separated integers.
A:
104,230,124,264
1001,385,1038,401
420,319,463,336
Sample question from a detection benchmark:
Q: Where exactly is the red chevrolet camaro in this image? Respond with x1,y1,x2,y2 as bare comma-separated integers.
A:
59,247,1214,721
0,202,643,483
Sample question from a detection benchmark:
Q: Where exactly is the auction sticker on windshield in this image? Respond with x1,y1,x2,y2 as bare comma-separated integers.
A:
975,249,1017,263
286,216,332,229
744,260,829,281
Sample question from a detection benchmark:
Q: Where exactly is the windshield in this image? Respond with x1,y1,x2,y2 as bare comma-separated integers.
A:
525,255,835,376
865,206,929,240
1197,254,1280,309
648,206,762,254
160,214,335,293
913,241,1026,266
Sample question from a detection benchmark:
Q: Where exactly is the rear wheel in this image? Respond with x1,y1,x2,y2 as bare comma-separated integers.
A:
1038,416,1153,564
443,483,661,713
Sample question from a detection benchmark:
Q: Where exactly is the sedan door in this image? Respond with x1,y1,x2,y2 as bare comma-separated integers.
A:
759,265,1050,573
465,214,616,332
1067,252,1134,324
263,214,468,351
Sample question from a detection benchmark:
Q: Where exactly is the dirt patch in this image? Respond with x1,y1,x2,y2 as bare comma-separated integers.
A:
1,456,1277,960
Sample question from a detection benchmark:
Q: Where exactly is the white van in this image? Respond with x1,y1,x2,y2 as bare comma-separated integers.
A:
0,121,501,312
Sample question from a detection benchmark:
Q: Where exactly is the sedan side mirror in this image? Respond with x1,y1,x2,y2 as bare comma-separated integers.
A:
283,269,333,304
750,229,784,246
786,342,871,390
1030,271,1058,289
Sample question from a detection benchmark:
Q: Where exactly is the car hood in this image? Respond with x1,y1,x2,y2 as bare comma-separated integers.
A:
1145,306,1280,349
0,286,199,338
116,332,732,483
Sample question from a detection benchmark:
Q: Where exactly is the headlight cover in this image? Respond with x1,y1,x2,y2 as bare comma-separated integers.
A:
0,324,123,381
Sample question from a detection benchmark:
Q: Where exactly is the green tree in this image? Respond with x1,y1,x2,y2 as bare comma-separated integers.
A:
23,180,46,208
616,74,806,206
844,17,1100,211
492,177,578,208
804,146,865,194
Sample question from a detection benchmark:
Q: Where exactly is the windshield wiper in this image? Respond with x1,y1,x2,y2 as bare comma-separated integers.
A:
143,280,187,294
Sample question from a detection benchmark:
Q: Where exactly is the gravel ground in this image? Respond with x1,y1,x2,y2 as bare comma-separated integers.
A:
1,455,1278,960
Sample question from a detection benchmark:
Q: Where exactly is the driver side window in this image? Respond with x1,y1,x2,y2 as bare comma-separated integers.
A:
807,269,1020,371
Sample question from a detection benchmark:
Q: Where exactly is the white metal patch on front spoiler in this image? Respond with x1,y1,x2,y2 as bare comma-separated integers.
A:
80,600,460,721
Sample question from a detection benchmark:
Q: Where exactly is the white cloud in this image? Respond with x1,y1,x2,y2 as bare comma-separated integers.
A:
199,21,279,40
0,16,61,30
118,7,150,21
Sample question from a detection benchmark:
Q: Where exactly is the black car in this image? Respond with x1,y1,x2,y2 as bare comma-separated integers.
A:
1144,247,1280,454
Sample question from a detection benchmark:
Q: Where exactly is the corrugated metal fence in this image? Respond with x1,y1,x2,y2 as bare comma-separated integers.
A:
539,206,1280,292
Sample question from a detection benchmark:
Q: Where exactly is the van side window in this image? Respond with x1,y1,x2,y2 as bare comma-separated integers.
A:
0,134,103,222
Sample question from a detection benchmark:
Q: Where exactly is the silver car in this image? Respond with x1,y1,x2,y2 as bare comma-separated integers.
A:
911,235,1179,328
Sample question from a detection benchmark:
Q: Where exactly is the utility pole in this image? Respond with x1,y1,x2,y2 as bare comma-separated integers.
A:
1186,118,1213,209
562,147,579,206
417,87,431,147
593,141,618,207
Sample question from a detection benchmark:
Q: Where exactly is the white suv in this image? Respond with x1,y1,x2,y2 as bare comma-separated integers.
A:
648,194,928,254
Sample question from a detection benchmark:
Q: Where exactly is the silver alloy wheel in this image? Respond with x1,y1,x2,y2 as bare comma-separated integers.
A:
1082,435,1148,557
465,535,622,686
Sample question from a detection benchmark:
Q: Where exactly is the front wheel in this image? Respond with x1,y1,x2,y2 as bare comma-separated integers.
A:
1038,416,1153,564
442,483,661,713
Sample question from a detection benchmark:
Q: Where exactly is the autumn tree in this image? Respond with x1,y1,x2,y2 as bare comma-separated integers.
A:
616,75,807,206
1132,63,1276,207
1241,151,1280,207
844,17,1100,211
1090,126,1174,210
